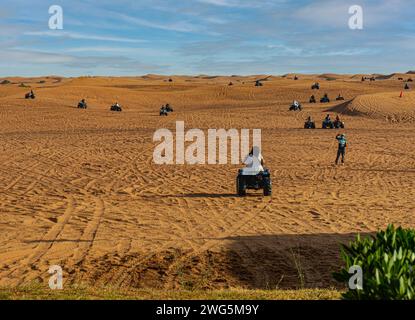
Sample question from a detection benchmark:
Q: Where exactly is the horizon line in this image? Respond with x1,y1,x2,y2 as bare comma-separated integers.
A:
1,71,414,79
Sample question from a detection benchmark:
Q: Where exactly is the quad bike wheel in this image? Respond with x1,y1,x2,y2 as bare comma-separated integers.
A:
263,176,272,196
322,122,334,129
236,176,246,196
111,106,122,112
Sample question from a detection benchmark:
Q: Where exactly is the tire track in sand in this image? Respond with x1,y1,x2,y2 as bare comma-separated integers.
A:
163,197,274,289
70,197,105,266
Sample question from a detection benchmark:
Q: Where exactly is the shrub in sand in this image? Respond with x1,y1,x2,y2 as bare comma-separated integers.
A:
1,79,11,85
333,225,415,300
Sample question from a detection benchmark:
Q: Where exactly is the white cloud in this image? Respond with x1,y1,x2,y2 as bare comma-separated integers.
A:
64,46,171,57
0,50,74,64
196,0,274,8
24,31,145,43
116,13,202,33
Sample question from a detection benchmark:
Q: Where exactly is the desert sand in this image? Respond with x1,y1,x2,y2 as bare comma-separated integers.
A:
0,74,414,290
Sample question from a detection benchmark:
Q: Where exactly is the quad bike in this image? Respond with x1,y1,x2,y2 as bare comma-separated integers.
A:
309,95,317,103
165,104,173,112
160,108,168,116
408,78,413,82
311,83,320,90
78,102,87,109
322,119,335,129
110,104,122,112
304,121,316,129
289,102,302,111
320,94,330,103
25,92,35,99
255,80,263,87
236,168,272,197
334,120,345,129
336,96,345,101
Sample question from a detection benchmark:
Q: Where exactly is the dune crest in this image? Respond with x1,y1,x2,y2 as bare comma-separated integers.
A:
329,91,415,122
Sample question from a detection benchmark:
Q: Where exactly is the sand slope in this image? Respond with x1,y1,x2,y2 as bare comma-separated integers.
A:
331,91,415,122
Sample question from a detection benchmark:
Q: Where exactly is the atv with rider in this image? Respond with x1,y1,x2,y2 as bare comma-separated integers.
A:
304,116,316,129
165,103,173,112
110,102,122,112
320,94,330,103
236,147,271,197
78,99,87,109
334,116,345,129
25,90,35,99
289,100,302,111
160,106,168,116
322,114,335,129
311,83,320,90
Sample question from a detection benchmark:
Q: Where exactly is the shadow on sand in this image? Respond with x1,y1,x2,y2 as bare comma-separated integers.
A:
71,231,375,290
213,232,374,289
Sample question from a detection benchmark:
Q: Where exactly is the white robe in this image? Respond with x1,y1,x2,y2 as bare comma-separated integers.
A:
242,154,264,175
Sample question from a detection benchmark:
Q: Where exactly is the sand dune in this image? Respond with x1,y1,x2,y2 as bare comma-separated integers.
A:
330,91,415,122
0,75,414,290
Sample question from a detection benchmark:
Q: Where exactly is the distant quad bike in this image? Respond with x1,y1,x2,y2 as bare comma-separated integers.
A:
78,101,87,109
309,95,317,103
304,120,316,129
110,104,122,112
289,102,302,111
311,83,320,90
322,119,335,129
165,104,173,112
334,119,345,129
255,80,263,87
25,92,35,99
236,168,272,197
294,76,299,80
320,94,330,103
160,107,168,116
408,78,413,82
336,95,345,101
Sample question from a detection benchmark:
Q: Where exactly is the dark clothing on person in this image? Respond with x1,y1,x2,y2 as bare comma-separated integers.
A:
336,148,345,165
335,135,347,165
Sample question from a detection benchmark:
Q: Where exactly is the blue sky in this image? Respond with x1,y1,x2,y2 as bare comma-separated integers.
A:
0,0,414,76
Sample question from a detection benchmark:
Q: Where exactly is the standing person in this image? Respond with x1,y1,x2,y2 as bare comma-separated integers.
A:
335,133,347,165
